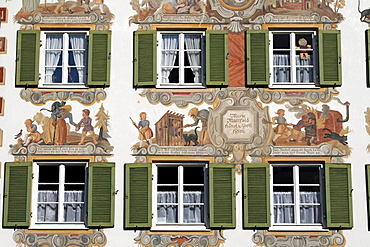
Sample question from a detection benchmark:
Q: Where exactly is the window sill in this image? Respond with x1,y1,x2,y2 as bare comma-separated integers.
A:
151,224,209,232
38,83,88,89
156,84,205,89
269,84,319,90
30,223,88,230
269,225,328,232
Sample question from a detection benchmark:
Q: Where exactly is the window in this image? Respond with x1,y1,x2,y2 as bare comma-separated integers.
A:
15,30,111,88
158,31,204,88
154,163,206,228
272,164,322,227
133,30,228,88
125,163,235,229
33,162,87,227
40,31,88,88
271,31,317,88
246,30,342,88
3,161,115,228
243,163,353,229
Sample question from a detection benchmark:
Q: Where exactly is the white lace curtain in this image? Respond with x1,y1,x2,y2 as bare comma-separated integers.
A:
45,35,63,84
184,35,201,83
161,35,178,84
37,190,84,222
273,191,320,224
157,191,203,224
273,55,313,83
69,34,86,84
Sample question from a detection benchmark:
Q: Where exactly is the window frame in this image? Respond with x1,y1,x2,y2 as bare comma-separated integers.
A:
269,30,319,89
156,31,206,89
270,163,325,231
30,161,88,229
39,30,89,89
152,162,208,231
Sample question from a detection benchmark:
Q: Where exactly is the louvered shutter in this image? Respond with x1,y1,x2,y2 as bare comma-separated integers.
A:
15,30,40,87
206,30,228,86
243,163,270,228
88,30,111,87
367,30,370,87
246,30,269,86
88,162,115,227
209,163,235,228
3,162,32,227
125,163,152,228
319,30,342,86
133,31,157,87
325,163,352,228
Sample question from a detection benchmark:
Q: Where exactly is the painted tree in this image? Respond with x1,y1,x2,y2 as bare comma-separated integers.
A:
94,104,110,141
334,0,345,13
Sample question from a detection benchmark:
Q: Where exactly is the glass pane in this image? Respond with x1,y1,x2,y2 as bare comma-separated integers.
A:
183,191,203,203
273,52,291,66
273,33,290,49
274,67,291,83
39,166,59,183
158,167,178,184
295,33,313,49
46,34,63,49
300,189,320,203
157,205,178,223
273,167,293,184
184,205,204,223
274,205,294,223
37,203,58,222
64,203,84,222
64,191,84,202
273,188,294,204
300,205,320,224
68,34,87,49
65,165,85,183
184,166,204,184
299,167,320,184
157,191,178,203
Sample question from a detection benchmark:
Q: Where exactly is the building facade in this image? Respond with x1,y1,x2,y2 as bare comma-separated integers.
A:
0,0,369,246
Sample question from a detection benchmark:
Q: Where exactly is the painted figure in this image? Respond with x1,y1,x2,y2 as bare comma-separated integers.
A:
23,119,41,146
68,0,91,14
22,0,40,12
76,109,98,145
52,105,77,145
162,0,205,14
288,114,312,143
170,119,182,145
305,112,317,145
272,109,292,145
184,108,210,145
90,0,106,14
132,112,153,149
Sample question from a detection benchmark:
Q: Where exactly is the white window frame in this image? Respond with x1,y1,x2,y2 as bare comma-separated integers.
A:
270,163,326,231
152,162,208,231
157,31,205,89
30,161,88,229
269,30,319,89
39,31,88,89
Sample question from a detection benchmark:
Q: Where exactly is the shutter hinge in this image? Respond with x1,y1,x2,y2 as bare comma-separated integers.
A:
113,190,119,195
31,173,34,179
30,212,32,218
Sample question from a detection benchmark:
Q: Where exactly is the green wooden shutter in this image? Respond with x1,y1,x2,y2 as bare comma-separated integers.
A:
209,163,235,228
367,165,370,229
367,30,370,87
246,30,269,86
88,30,111,87
325,163,352,228
16,30,40,87
206,30,228,86
319,30,342,86
133,31,157,87
88,162,115,227
243,163,270,228
3,162,32,227
125,163,152,228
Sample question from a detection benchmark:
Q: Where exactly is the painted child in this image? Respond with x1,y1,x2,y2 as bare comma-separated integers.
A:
132,112,153,149
271,109,292,145
23,119,41,146
75,109,98,145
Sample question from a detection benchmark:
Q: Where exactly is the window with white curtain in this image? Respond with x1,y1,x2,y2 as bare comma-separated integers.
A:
270,30,317,88
40,31,88,88
33,162,87,227
158,31,205,88
154,163,206,229
272,164,323,227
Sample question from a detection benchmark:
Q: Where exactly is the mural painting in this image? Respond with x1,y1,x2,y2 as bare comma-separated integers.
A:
9,101,113,159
